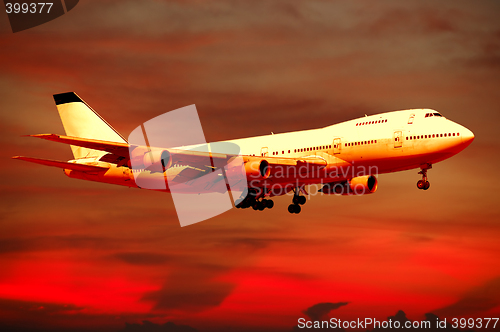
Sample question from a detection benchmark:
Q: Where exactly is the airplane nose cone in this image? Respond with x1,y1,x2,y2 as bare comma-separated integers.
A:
461,127,475,146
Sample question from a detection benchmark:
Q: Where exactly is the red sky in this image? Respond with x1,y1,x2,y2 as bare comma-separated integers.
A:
1,1,500,331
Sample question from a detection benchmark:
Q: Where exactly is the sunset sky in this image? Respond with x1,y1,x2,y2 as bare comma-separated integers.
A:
1,1,500,331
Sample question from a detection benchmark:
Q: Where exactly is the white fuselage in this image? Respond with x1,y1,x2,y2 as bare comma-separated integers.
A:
217,108,473,183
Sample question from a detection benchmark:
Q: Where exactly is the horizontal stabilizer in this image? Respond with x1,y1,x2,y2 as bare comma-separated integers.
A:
12,156,109,172
28,134,130,158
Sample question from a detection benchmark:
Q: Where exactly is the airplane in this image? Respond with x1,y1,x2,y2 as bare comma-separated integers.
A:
13,92,475,216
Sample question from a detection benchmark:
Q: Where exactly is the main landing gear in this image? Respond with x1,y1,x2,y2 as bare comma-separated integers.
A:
235,187,308,214
252,198,274,211
417,164,431,190
288,190,306,214
235,189,274,211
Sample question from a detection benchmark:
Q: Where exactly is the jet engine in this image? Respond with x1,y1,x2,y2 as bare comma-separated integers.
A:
320,175,378,195
129,147,172,172
244,159,271,180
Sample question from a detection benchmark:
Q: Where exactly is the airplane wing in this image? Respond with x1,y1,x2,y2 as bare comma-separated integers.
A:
26,134,232,166
20,134,328,183
27,134,130,158
12,156,109,172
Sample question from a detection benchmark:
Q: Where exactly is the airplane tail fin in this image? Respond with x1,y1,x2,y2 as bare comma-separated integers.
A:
53,92,127,159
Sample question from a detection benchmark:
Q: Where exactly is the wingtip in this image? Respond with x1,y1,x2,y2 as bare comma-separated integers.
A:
23,134,58,138
53,92,82,105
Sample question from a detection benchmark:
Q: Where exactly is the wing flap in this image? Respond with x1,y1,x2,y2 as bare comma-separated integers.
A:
169,166,208,183
12,156,109,172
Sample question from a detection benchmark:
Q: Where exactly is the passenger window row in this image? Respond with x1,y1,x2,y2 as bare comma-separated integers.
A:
406,132,459,140
356,119,387,126
344,140,377,147
271,145,333,156
265,130,459,156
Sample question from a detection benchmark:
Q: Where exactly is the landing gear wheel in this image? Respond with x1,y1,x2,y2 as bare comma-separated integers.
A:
288,204,301,214
417,164,432,191
293,194,306,205
248,197,256,207
265,199,274,209
257,200,266,211
290,187,306,213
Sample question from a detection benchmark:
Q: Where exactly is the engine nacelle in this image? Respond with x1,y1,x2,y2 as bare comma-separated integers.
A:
144,149,172,171
320,175,378,195
130,147,172,172
244,159,271,180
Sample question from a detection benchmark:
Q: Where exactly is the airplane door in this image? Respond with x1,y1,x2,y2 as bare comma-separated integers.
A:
333,138,341,154
260,147,268,157
408,113,415,124
393,131,403,148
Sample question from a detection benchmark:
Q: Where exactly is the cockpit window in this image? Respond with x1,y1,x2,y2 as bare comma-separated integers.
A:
433,113,442,117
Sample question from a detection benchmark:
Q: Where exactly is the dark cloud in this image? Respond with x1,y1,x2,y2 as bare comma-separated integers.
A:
431,277,500,317
303,302,348,321
0,298,167,332
0,298,87,331
0,298,83,316
142,268,235,312
387,310,412,326
120,321,198,332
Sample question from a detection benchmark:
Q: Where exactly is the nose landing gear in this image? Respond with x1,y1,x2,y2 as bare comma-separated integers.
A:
417,164,431,190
